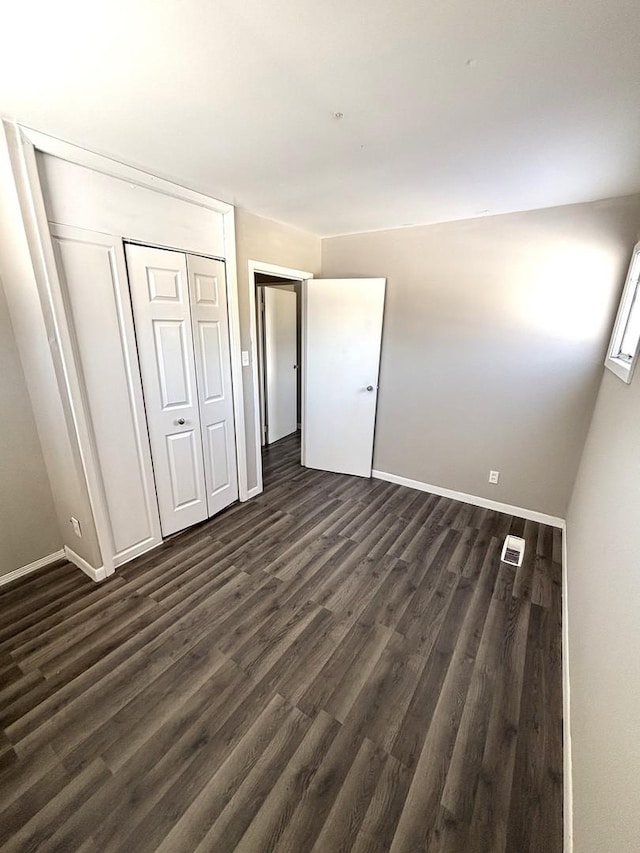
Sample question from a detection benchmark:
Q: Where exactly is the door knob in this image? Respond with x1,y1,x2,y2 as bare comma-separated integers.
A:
176,418,186,425
366,385,374,392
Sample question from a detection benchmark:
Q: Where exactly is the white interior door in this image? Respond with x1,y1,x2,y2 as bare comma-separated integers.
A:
303,278,386,477
187,254,239,516
264,287,298,443
126,244,208,536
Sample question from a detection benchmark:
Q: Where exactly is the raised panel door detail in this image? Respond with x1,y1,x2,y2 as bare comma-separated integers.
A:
166,430,202,509
199,321,224,402
187,254,238,519
152,320,192,410
195,273,219,305
126,243,208,537
147,267,183,302
206,422,230,494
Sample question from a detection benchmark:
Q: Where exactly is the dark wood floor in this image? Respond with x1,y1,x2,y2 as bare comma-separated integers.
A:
0,432,563,852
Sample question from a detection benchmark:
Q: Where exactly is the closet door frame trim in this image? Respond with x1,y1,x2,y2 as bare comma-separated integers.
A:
51,224,163,565
4,121,248,576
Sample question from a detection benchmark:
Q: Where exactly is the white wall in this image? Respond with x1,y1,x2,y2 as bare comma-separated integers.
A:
566,363,640,851
235,209,321,489
0,277,61,575
323,196,640,517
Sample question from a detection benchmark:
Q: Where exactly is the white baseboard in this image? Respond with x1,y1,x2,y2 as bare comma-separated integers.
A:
64,546,107,583
562,523,573,853
0,549,65,588
112,537,160,569
371,469,565,528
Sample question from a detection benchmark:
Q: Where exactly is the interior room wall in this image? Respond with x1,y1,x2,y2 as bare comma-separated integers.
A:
234,209,321,490
0,277,61,576
565,364,640,852
322,195,640,517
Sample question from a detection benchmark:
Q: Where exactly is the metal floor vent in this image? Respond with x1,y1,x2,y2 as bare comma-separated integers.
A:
501,535,525,567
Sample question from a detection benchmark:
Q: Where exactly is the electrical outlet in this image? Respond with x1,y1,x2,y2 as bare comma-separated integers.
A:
489,470,500,484
71,517,82,538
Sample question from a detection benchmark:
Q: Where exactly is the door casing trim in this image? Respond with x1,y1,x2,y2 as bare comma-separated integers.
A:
247,260,314,496
4,120,247,577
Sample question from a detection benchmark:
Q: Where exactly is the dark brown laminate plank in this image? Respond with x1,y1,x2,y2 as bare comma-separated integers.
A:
0,431,562,852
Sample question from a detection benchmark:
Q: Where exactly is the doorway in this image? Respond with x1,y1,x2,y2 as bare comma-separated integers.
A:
248,262,386,497
256,273,301,446
248,261,313,495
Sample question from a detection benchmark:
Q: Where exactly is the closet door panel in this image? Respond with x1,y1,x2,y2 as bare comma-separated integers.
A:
50,226,161,563
187,255,239,516
153,320,192,408
126,244,208,536
206,422,231,493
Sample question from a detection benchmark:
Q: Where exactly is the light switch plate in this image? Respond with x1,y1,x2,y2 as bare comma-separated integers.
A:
241,350,250,367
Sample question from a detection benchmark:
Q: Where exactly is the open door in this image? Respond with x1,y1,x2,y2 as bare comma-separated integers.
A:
264,287,298,443
302,278,386,477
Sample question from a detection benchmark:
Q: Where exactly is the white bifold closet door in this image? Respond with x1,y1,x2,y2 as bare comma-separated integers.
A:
126,244,238,537
187,253,239,517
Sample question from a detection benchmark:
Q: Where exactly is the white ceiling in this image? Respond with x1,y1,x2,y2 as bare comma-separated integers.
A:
2,0,640,236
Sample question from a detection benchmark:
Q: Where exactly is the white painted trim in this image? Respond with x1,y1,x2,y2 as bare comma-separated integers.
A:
604,241,640,385
64,546,107,582
112,537,161,569
223,209,249,502
5,119,246,567
300,280,308,467
561,522,574,853
49,223,163,564
246,485,262,500
247,260,313,500
249,261,316,281
5,121,117,577
257,287,267,448
17,126,233,214
371,469,565,528
0,550,65,588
